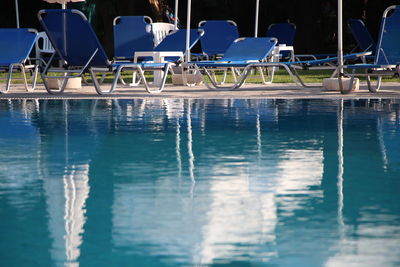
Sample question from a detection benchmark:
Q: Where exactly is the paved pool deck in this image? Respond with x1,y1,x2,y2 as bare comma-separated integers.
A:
1,82,400,99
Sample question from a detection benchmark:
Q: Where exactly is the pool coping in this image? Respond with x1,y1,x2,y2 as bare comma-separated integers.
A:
1,82,399,99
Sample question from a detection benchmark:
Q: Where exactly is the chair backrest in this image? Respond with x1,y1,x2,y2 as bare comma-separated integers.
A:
375,5,400,65
266,23,296,46
113,16,154,60
151,22,176,46
153,29,204,54
198,20,239,57
0,28,37,66
220,37,277,62
347,19,376,52
38,9,110,67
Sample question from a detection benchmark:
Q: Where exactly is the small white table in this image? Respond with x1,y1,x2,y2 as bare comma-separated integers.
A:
272,44,294,62
269,44,294,79
134,51,184,86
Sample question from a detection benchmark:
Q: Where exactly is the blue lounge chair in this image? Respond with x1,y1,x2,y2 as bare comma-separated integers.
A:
347,19,376,53
113,16,155,86
186,37,278,90
0,28,38,94
132,28,204,86
187,37,370,90
133,28,204,68
198,20,239,59
38,9,171,95
135,28,204,62
266,23,296,47
341,5,400,93
113,16,154,61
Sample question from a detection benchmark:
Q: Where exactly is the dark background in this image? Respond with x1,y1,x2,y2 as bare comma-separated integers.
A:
1,0,399,56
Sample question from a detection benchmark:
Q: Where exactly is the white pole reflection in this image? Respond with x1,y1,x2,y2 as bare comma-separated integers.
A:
43,165,90,267
377,117,388,170
176,117,182,179
43,101,90,267
256,112,262,160
337,99,345,230
63,164,90,265
187,99,195,184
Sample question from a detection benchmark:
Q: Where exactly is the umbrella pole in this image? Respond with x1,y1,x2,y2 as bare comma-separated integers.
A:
185,0,191,62
15,0,20,28
174,0,179,29
338,0,344,92
254,0,259,37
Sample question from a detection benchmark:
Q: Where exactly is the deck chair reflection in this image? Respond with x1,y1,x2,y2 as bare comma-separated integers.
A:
38,9,171,95
0,28,39,94
341,5,400,93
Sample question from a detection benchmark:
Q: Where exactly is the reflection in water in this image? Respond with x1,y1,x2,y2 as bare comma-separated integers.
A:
0,99,399,266
186,99,196,194
326,100,400,267
40,101,90,266
337,99,345,230
43,164,89,267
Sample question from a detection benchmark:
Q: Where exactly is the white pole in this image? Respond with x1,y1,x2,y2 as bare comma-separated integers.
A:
338,0,343,80
185,0,191,62
174,0,179,29
15,0,20,28
254,0,259,37
62,2,66,9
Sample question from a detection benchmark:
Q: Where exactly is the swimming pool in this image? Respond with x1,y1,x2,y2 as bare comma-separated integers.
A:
0,99,399,266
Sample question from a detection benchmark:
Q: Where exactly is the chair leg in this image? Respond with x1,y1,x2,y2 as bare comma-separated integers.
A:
31,65,39,91
41,72,69,94
283,66,320,88
142,64,171,93
22,64,38,92
89,69,118,95
258,66,273,84
196,65,251,91
366,75,382,92
0,65,15,93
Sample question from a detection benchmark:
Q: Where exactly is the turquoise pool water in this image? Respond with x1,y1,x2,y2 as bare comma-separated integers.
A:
0,99,399,266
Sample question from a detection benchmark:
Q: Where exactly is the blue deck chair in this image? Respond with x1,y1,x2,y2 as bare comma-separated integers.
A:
266,23,296,46
113,16,154,86
266,23,296,61
132,28,204,86
113,16,154,60
133,28,204,65
198,20,239,59
348,19,376,53
134,28,204,62
0,28,39,94
38,9,171,95
187,37,369,90
341,5,400,93
185,37,278,90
